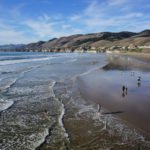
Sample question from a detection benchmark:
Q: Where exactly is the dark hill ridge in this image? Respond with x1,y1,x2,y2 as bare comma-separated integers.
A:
28,30,150,51
26,41,46,50
41,31,139,50
0,30,150,52
133,30,150,38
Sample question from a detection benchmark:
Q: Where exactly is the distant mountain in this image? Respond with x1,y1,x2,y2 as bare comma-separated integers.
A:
133,30,150,38
0,44,25,51
25,41,46,51
0,30,150,52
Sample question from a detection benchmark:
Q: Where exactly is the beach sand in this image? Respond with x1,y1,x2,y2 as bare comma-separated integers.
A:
121,52,150,62
61,54,150,149
1,52,150,150
77,69,150,133
81,54,150,132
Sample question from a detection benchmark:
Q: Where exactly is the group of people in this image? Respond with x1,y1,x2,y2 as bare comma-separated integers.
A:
137,76,141,87
122,76,141,97
131,71,141,86
97,73,143,112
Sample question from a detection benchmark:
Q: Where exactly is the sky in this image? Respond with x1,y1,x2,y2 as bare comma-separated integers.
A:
0,0,150,44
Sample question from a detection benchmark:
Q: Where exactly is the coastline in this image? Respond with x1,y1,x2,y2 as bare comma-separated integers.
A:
76,54,150,134
0,52,150,149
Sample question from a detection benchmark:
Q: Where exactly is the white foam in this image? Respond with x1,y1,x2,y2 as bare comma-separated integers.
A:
77,62,108,78
32,129,49,150
78,105,95,115
59,104,65,130
0,57,53,66
58,103,69,138
63,59,77,64
0,78,18,91
50,81,69,139
0,99,14,112
48,79,56,97
34,80,69,149
0,68,32,92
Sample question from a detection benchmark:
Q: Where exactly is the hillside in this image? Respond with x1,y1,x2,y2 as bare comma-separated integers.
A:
0,30,150,52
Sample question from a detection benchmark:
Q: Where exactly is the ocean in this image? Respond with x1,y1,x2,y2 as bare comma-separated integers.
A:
0,52,150,150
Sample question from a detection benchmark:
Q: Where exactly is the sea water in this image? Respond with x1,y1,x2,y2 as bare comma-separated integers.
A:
0,52,149,150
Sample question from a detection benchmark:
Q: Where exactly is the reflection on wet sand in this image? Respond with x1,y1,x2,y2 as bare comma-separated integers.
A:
104,54,150,71
77,54,150,134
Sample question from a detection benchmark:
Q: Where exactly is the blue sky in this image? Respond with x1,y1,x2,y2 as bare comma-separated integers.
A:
0,0,150,44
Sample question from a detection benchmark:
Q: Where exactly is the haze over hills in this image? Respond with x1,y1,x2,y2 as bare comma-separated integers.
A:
0,30,150,52
0,44,25,51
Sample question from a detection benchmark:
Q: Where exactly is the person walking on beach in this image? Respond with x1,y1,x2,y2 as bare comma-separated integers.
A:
122,85,128,97
138,76,141,82
122,85,125,93
137,76,141,87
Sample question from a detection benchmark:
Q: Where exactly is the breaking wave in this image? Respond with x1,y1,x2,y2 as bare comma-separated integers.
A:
0,99,14,112
0,57,53,66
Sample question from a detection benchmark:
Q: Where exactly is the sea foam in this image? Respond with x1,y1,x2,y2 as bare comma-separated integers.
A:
0,99,14,112
0,57,53,66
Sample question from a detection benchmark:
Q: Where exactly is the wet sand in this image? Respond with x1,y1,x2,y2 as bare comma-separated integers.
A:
1,52,150,149
77,55,150,134
56,79,148,150
120,52,150,62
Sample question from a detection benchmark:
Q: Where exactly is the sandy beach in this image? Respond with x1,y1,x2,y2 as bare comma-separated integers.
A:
76,54,150,134
120,52,150,62
0,52,150,150
77,68,150,133
51,53,150,150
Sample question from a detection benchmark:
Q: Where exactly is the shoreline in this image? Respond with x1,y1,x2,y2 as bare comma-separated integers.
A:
76,56,150,135
1,51,150,63
119,52,150,62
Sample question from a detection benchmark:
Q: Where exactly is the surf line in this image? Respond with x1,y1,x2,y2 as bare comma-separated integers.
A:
52,80,71,149
35,123,56,150
49,80,69,139
52,81,70,141
35,80,70,149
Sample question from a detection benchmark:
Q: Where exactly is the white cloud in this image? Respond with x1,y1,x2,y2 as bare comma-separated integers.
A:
0,0,149,44
69,0,150,32
0,29,37,44
84,0,102,16
10,3,26,18
0,19,38,44
24,20,54,38
70,15,82,21
0,11,83,44
62,24,71,29
24,14,83,38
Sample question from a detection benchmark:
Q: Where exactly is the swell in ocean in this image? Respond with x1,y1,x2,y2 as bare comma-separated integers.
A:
0,64,47,112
